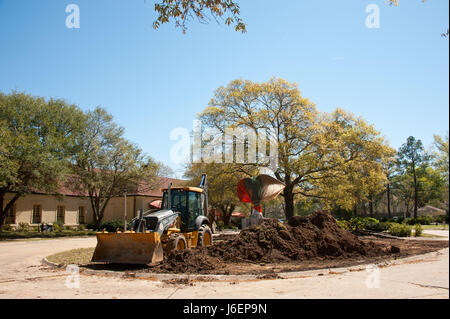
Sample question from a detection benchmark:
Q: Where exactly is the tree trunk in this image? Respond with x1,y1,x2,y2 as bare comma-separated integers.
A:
221,204,235,227
0,193,4,231
223,212,232,227
369,200,374,218
404,200,409,223
207,207,216,226
0,192,20,231
387,184,391,219
89,195,102,229
283,186,294,220
92,199,104,229
94,211,102,229
413,167,418,219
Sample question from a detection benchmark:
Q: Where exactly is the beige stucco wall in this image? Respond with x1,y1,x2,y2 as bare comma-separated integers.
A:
103,197,134,222
103,196,160,222
4,193,161,226
4,193,93,226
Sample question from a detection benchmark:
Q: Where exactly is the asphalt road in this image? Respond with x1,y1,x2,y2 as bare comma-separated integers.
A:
0,234,448,299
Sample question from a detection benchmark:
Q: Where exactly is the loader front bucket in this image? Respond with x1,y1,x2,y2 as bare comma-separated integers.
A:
91,232,164,265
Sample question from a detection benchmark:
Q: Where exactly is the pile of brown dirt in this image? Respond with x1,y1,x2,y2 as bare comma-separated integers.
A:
158,248,222,273
154,211,397,273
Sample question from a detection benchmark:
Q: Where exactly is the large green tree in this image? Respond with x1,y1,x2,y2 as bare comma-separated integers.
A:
383,157,397,218
391,165,445,217
418,166,446,208
70,107,166,228
397,136,429,219
0,92,85,229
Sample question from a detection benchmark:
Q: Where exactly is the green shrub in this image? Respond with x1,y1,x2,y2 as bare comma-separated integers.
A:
388,223,412,237
77,224,86,231
419,216,432,225
413,224,423,237
84,220,128,232
99,220,132,232
337,220,350,230
347,217,366,231
86,222,97,230
364,218,380,231
216,221,224,231
433,215,447,224
17,222,30,232
407,216,433,225
1,224,12,232
370,221,391,232
0,229,96,240
346,217,381,232
52,222,63,232
100,221,122,232
388,217,404,224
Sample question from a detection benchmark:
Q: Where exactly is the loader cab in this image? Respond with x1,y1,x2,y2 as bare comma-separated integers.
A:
161,187,206,232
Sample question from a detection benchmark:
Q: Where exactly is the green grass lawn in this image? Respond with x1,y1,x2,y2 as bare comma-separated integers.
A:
46,247,95,266
0,230,97,241
420,224,448,230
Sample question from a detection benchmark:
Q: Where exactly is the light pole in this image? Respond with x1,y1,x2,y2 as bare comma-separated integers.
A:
124,187,127,232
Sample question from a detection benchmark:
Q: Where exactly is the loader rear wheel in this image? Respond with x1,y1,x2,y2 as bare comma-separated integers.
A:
197,224,213,247
166,234,187,254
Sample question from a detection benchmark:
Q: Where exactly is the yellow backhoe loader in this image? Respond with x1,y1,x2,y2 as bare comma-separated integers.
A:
91,174,213,265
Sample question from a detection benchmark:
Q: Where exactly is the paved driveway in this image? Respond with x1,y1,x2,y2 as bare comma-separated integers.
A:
423,229,449,239
0,237,448,299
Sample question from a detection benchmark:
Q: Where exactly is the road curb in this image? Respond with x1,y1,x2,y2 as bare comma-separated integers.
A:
41,248,449,283
42,257,64,268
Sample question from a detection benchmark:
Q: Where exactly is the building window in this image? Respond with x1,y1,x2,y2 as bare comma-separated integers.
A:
57,206,65,224
78,206,86,224
5,205,16,224
32,205,42,224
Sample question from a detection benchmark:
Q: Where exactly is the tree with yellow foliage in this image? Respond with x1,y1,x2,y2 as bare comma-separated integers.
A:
184,163,255,226
199,78,394,220
305,111,395,217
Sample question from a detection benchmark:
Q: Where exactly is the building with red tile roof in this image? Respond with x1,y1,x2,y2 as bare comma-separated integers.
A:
3,177,187,227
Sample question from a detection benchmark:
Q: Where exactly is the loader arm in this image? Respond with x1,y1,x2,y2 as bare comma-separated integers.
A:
199,174,209,217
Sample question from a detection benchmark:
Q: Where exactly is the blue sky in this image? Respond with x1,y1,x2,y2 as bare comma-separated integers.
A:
0,0,448,177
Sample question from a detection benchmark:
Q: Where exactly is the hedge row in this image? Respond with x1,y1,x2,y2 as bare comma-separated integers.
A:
337,217,424,237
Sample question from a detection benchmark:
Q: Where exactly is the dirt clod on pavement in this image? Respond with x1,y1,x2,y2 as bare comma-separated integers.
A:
154,211,398,273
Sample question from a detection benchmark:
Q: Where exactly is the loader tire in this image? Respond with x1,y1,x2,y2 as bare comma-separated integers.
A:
197,224,213,247
166,234,187,254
